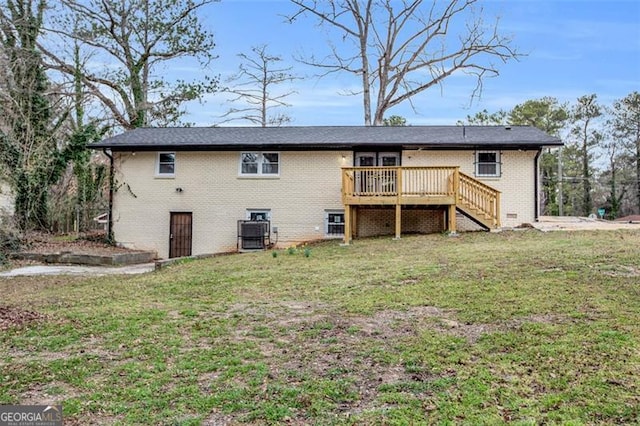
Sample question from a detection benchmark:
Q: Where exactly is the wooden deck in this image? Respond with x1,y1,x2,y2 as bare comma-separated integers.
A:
341,166,501,243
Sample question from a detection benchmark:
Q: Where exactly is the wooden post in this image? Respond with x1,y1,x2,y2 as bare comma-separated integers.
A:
453,167,460,199
341,168,347,202
495,192,501,228
394,167,402,239
446,167,458,233
395,204,402,239
352,206,357,239
448,204,457,233
343,205,351,245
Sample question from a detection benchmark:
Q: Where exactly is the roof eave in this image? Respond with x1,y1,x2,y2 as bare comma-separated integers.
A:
91,140,563,151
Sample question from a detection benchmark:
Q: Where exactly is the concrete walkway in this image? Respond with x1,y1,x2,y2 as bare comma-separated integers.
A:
0,263,156,277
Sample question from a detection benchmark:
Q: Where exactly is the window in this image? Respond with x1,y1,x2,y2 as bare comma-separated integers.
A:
354,151,400,167
156,152,175,176
325,210,345,236
475,151,501,177
240,152,279,176
355,153,376,167
247,209,271,221
379,152,400,166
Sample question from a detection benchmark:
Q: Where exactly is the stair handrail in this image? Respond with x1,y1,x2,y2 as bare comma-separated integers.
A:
457,172,501,228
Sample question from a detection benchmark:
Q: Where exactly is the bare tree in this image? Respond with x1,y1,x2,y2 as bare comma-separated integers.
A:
286,0,519,125
40,0,219,130
220,45,297,127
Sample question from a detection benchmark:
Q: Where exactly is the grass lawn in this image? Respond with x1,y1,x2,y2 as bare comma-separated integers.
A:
1,230,639,425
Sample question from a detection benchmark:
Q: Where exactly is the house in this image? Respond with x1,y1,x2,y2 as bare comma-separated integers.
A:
90,126,562,259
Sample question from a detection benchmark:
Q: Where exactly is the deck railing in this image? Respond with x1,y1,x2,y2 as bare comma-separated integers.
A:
457,172,501,227
342,166,459,198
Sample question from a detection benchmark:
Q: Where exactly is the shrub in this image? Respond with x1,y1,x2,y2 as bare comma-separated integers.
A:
0,227,22,264
0,228,21,253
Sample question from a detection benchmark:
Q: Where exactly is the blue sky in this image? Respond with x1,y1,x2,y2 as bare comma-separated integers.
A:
185,0,640,126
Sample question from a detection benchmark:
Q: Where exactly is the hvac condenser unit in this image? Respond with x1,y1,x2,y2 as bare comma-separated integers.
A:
238,220,271,250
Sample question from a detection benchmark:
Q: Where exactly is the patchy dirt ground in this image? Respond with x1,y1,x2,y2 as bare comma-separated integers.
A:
0,306,46,330
7,301,570,424
194,302,578,422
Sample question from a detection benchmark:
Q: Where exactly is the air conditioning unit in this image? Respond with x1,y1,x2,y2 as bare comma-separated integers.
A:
238,220,270,250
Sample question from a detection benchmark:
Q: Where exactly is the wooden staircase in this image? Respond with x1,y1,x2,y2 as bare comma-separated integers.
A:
456,172,501,230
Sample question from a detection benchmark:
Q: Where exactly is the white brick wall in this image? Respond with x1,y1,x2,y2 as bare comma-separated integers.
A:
113,148,539,258
113,151,352,258
403,150,538,227
357,208,443,237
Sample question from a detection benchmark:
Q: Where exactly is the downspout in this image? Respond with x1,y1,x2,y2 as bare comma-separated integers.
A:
534,149,542,221
102,148,114,243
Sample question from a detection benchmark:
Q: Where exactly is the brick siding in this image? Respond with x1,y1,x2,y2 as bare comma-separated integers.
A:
113,149,538,258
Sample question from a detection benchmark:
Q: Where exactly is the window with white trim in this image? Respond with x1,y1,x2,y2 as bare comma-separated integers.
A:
475,151,501,177
156,152,175,176
246,209,271,221
240,152,279,176
325,210,345,236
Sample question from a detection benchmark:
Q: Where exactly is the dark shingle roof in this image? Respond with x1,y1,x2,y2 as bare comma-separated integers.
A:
90,125,562,151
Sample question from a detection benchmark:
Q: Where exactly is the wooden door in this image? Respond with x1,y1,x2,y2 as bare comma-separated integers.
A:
354,152,400,194
355,152,376,193
169,212,192,258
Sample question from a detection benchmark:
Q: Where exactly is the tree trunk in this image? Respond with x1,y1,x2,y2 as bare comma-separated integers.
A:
359,29,371,125
636,141,640,213
262,63,268,127
582,134,592,216
610,162,619,218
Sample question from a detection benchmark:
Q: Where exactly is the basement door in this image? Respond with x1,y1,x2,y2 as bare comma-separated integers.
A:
169,212,192,258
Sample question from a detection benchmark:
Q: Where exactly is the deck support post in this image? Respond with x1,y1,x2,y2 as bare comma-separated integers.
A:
448,167,459,233
447,204,457,233
394,204,402,240
352,206,357,239
394,167,402,239
496,192,501,228
343,206,352,245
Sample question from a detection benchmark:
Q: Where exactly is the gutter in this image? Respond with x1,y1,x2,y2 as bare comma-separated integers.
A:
89,142,563,152
102,148,114,243
534,149,542,220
